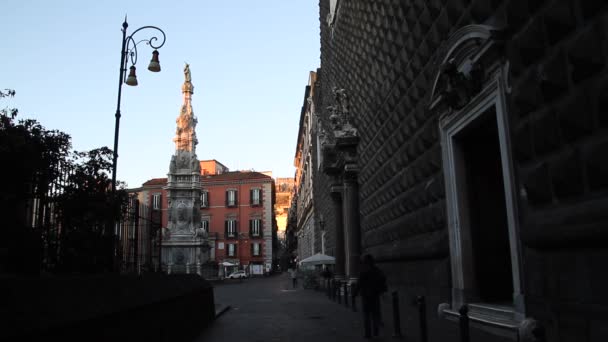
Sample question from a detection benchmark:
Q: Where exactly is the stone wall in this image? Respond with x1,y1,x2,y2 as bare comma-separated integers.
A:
315,0,608,340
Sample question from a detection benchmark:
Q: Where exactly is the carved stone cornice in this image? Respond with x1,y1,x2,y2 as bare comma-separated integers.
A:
429,25,507,113
321,87,360,177
330,184,343,201
321,143,342,176
343,163,359,183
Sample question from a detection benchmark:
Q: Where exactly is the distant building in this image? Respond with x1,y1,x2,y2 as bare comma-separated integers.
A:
274,177,295,239
199,159,229,175
132,168,277,277
291,71,323,264
200,170,276,276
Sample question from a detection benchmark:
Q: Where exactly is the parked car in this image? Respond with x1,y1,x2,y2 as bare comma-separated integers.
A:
227,270,248,279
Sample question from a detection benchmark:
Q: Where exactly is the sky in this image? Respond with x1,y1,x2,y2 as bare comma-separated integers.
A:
2,0,320,188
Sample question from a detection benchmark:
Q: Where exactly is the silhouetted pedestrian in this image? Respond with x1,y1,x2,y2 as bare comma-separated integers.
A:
289,268,298,288
355,254,387,339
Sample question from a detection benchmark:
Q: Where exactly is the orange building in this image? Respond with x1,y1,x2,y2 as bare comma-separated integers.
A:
199,159,229,176
201,169,276,276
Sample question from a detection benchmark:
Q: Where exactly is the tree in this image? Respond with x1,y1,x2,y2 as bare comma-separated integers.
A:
1,90,127,274
0,89,71,230
1,89,71,274
57,147,128,273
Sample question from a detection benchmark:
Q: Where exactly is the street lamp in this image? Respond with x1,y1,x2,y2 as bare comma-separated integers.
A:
112,17,166,194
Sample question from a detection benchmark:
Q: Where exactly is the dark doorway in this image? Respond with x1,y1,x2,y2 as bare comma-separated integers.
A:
457,108,514,303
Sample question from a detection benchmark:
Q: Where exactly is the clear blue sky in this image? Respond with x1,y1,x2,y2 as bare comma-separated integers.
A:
2,1,320,188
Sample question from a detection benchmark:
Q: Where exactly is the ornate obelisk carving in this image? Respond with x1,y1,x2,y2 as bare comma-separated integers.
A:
162,63,208,275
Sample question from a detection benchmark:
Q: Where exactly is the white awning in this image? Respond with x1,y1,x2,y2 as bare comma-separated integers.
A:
299,253,335,265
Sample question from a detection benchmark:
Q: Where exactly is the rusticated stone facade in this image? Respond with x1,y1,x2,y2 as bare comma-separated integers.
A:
312,0,608,341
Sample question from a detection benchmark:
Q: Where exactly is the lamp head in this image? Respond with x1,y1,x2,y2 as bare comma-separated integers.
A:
319,214,325,230
148,50,161,72
125,65,138,86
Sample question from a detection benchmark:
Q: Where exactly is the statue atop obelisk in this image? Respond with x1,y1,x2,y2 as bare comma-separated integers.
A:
162,63,207,274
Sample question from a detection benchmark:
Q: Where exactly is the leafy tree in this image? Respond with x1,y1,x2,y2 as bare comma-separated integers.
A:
57,147,128,273
1,90,127,274
0,89,71,230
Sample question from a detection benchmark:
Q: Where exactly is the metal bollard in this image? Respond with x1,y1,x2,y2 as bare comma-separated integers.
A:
392,291,402,338
344,282,349,307
459,304,470,342
417,296,428,342
351,285,357,312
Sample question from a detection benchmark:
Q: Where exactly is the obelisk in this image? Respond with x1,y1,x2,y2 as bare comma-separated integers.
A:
161,63,209,274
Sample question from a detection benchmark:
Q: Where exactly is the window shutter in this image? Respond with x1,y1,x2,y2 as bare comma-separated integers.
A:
258,189,262,205
235,220,238,235
251,243,254,256
224,220,228,237
250,189,253,205
225,190,229,206
234,190,238,206
249,219,252,236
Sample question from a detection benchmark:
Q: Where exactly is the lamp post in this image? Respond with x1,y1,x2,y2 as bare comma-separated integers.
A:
112,17,166,194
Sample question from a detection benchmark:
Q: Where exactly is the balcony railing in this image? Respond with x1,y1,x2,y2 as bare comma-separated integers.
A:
250,231,263,238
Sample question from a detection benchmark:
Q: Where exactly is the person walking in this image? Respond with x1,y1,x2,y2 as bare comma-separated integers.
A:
355,254,387,339
289,267,298,289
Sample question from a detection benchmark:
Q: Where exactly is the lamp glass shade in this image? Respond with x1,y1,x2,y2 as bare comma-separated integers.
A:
148,50,161,72
125,65,138,86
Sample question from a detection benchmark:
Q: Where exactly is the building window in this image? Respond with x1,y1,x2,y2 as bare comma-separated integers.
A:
226,189,237,207
201,220,209,234
225,219,237,238
251,242,261,256
250,188,262,206
250,218,262,237
227,243,236,257
200,191,209,208
152,193,161,210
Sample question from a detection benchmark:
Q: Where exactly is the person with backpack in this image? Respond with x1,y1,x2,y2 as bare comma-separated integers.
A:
355,254,387,339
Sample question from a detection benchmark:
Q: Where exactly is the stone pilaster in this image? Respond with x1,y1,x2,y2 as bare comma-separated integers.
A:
322,87,362,282
342,163,361,281
330,184,345,280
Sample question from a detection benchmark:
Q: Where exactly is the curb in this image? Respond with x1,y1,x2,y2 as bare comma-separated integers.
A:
214,304,231,319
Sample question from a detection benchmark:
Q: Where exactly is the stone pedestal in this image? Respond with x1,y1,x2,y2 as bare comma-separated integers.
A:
162,243,209,274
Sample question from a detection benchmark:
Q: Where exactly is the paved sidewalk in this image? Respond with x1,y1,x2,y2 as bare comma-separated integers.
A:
194,273,392,342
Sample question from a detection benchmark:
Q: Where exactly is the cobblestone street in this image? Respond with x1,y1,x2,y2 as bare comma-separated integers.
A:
195,273,389,342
